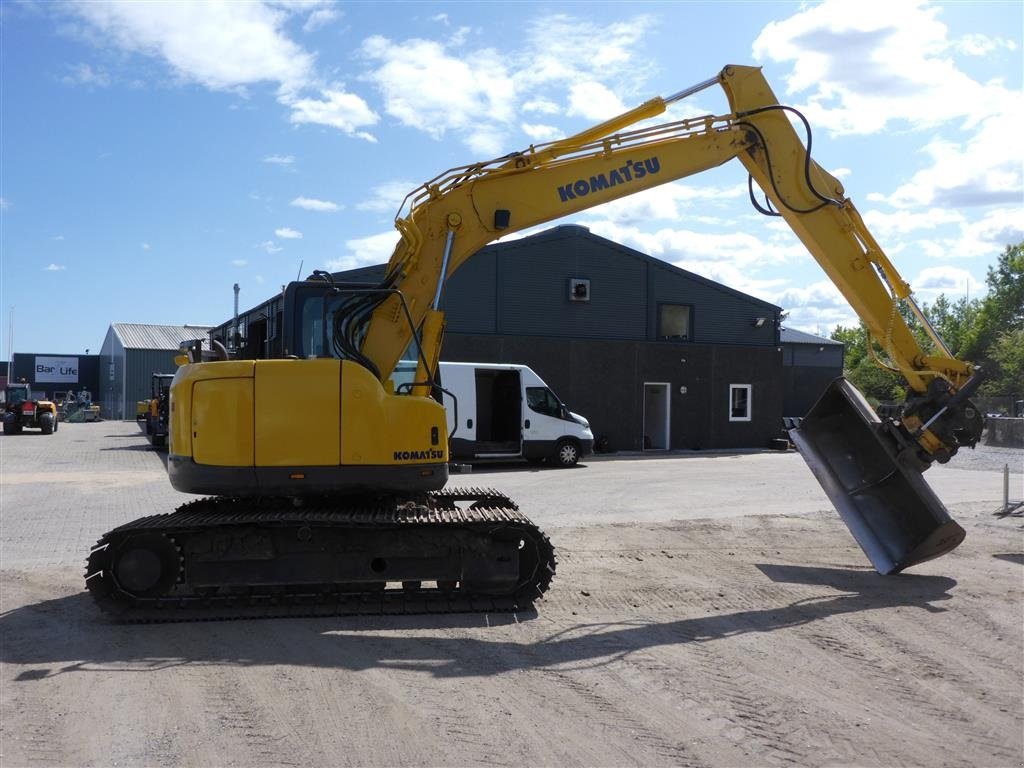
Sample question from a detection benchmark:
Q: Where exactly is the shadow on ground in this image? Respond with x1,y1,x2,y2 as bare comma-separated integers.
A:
0,566,956,680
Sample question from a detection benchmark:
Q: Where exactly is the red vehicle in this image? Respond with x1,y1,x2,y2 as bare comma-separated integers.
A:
3,383,59,435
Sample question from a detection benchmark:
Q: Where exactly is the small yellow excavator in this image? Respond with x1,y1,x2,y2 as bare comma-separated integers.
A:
86,65,982,621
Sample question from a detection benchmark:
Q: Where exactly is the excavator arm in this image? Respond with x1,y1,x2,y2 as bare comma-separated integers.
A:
349,64,982,573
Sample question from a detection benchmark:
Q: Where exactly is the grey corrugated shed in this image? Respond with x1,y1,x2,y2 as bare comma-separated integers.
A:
780,327,842,346
112,323,213,350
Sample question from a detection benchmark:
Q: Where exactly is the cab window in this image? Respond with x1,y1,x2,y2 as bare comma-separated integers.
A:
526,387,562,418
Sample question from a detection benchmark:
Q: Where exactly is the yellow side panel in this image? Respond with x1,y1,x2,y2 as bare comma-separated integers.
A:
255,359,341,466
340,361,448,466
192,378,254,466
170,361,255,458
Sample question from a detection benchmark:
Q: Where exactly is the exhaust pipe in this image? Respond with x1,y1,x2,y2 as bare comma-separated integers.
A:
790,378,965,574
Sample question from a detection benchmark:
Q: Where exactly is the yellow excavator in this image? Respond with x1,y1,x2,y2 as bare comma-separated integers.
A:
86,65,983,621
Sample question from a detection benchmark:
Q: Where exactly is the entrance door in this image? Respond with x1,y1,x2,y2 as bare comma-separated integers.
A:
643,383,670,450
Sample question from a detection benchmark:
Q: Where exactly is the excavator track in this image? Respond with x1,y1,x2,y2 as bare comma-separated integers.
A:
84,488,555,622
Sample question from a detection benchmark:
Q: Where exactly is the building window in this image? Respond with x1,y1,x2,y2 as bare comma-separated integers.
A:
658,304,692,340
729,384,752,421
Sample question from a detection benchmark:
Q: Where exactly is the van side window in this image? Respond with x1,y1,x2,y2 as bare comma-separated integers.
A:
526,387,561,417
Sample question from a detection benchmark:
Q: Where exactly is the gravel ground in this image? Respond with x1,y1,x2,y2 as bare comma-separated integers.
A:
1,421,1021,768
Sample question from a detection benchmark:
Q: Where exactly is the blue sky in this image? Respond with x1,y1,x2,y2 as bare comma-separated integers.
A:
2,0,1021,359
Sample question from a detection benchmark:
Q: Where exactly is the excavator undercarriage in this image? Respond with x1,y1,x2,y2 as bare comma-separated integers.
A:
85,488,555,622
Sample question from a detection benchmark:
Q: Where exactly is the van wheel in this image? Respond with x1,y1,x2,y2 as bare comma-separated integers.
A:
551,439,580,468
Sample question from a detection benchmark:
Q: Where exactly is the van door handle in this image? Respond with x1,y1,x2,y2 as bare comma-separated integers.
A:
524,419,530,429
467,418,473,428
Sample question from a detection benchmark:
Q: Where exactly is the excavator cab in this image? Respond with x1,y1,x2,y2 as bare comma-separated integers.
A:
791,378,966,574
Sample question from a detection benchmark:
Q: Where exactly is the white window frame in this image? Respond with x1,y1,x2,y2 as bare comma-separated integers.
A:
729,384,752,422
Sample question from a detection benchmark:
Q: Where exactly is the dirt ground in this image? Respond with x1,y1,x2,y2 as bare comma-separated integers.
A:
1,422,1022,767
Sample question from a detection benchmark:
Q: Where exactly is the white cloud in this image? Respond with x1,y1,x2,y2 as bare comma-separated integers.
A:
872,107,1023,209
577,181,748,226
358,13,656,152
53,235,65,241
290,196,340,212
66,2,378,141
303,7,339,33
263,154,295,165
911,266,981,302
285,88,379,141
861,207,965,238
275,227,303,239
953,33,1018,57
752,0,1018,135
71,1,314,92
775,281,858,335
62,62,111,87
140,242,150,250
44,263,66,271
910,207,1024,262
325,230,400,271
567,81,626,121
355,180,417,213
231,258,248,266
361,35,516,141
256,240,282,254
522,98,560,116
519,14,655,93
0,197,9,210
521,122,560,142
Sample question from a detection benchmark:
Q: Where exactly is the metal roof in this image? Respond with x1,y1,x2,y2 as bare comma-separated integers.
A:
111,323,213,350
780,327,843,346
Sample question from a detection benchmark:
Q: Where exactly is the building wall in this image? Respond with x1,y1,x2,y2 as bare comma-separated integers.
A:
781,343,844,416
443,334,785,451
442,227,780,347
124,350,183,420
10,353,101,401
98,328,125,419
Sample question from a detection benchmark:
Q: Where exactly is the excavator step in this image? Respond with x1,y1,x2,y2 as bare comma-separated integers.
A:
790,378,965,574
85,489,554,623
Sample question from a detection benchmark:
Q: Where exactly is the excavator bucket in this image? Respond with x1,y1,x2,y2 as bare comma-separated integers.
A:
790,378,965,575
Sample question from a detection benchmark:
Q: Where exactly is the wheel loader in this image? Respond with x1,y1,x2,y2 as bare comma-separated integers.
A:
3,383,59,435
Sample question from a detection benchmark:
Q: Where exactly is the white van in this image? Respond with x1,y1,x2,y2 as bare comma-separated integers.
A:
393,361,593,466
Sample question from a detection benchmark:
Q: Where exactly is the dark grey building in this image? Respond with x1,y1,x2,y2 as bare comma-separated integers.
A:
780,327,844,417
8,353,101,402
99,323,211,419
215,225,798,451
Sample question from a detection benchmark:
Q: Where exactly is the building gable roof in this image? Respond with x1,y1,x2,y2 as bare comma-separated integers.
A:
780,327,843,346
330,224,782,313
111,323,213,350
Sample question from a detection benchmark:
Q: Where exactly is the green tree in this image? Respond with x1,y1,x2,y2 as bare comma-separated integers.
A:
962,243,1024,361
830,323,904,404
984,327,1024,398
961,242,1024,395
920,294,981,358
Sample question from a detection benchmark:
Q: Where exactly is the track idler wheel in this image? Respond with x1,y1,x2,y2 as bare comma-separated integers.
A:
111,533,181,598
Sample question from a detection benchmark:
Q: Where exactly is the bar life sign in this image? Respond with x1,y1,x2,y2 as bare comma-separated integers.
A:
35,356,79,383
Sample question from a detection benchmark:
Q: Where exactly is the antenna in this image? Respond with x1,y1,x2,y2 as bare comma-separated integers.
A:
7,306,13,375
296,260,304,281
